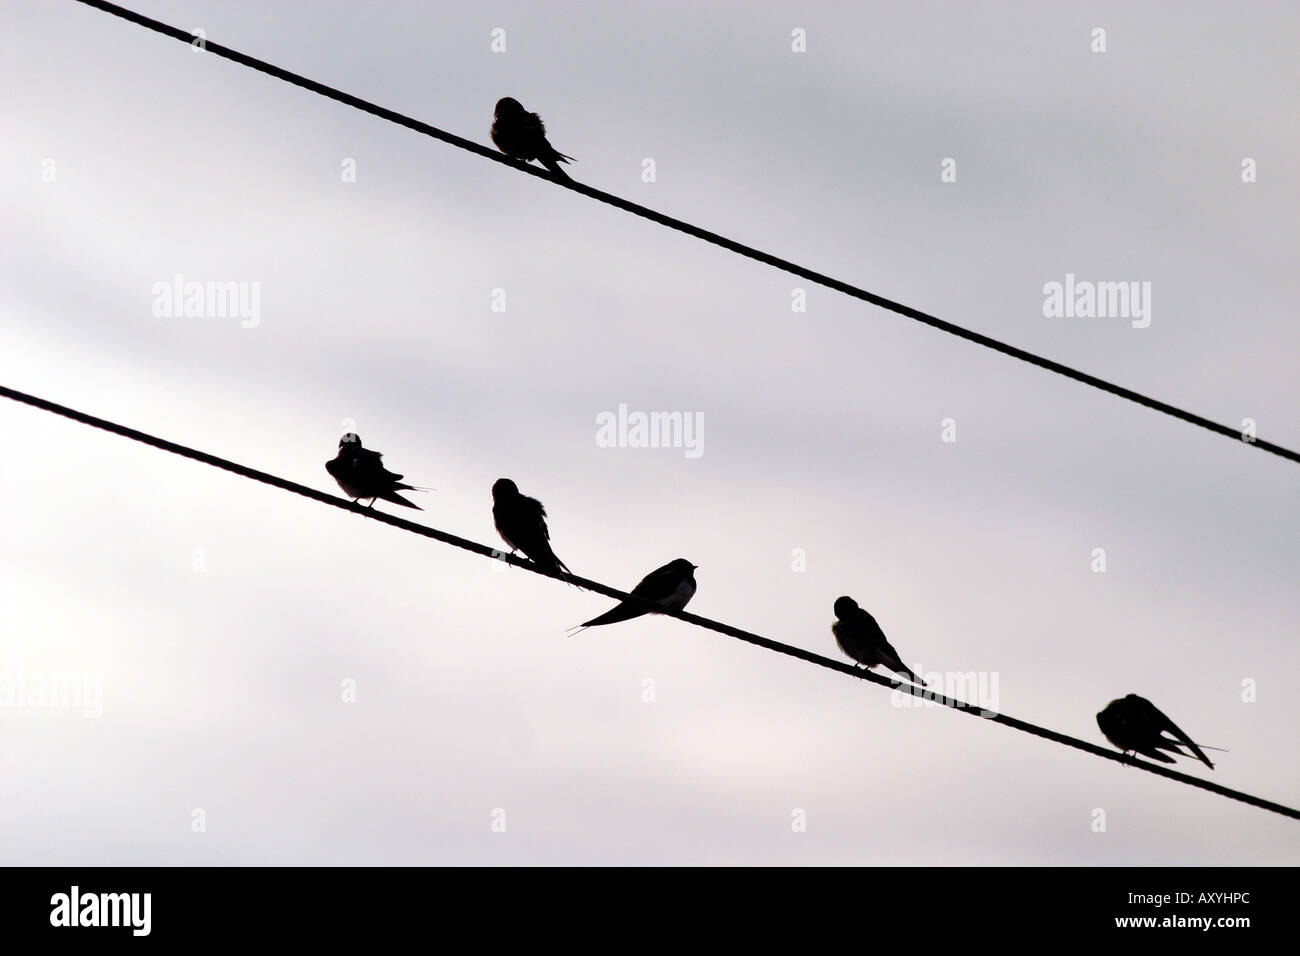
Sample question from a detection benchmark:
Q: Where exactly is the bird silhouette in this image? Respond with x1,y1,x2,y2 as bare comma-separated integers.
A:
325,433,427,511
832,596,925,685
492,478,571,576
491,97,575,180
570,559,696,633
1096,694,1215,769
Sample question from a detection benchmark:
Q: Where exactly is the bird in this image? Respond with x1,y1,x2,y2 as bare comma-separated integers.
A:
569,559,697,632
491,478,571,576
832,596,925,685
1096,694,1215,769
325,433,428,511
491,97,575,180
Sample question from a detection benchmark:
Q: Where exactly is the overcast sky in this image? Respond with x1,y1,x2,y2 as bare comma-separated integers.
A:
2,0,1297,865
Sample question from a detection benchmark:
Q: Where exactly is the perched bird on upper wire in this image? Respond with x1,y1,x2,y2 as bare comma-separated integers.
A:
1096,694,1217,770
491,97,575,180
568,559,697,633
832,596,926,685
492,478,572,577
325,433,429,511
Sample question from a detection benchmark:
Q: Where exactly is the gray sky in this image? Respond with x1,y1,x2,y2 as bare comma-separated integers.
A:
1,0,1297,864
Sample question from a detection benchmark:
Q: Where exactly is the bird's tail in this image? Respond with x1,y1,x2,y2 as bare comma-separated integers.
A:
1158,719,1216,770
898,666,927,687
379,490,423,510
542,153,574,180
1136,747,1178,764
884,650,926,686
533,543,577,585
1179,738,1223,770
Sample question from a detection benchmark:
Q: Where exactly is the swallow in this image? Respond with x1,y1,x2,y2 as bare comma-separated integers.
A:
492,478,571,576
832,596,925,685
491,97,575,180
1096,694,1215,769
325,433,428,511
569,559,697,632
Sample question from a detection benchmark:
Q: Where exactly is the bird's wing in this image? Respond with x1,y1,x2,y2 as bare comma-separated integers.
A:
873,635,904,667
853,609,923,683
875,638,913,670
1130,743,1178,764
498,498,547,549
350,448,394,479
510,499,570,574
521,495,551,540
630,563,683,601
878,641,924,684
1141,699,1215,770
523,110,547,136
525,112,574,162
853,606,889,643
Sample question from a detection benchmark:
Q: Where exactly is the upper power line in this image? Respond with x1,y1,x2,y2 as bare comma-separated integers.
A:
2,381,1297,821
70,0,1300,466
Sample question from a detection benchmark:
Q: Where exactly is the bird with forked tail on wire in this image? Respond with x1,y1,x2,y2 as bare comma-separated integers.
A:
831,596,926,686
491,97,575,180
491,478,573,578
325,433,430,512
1096,694,1220,769
568,559,697,634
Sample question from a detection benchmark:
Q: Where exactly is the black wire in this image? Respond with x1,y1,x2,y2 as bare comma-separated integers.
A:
67,0,1300,466
3,382,1297,821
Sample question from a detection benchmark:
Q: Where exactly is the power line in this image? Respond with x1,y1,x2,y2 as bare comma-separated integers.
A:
69,0,1300,466
3,381,1297,822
